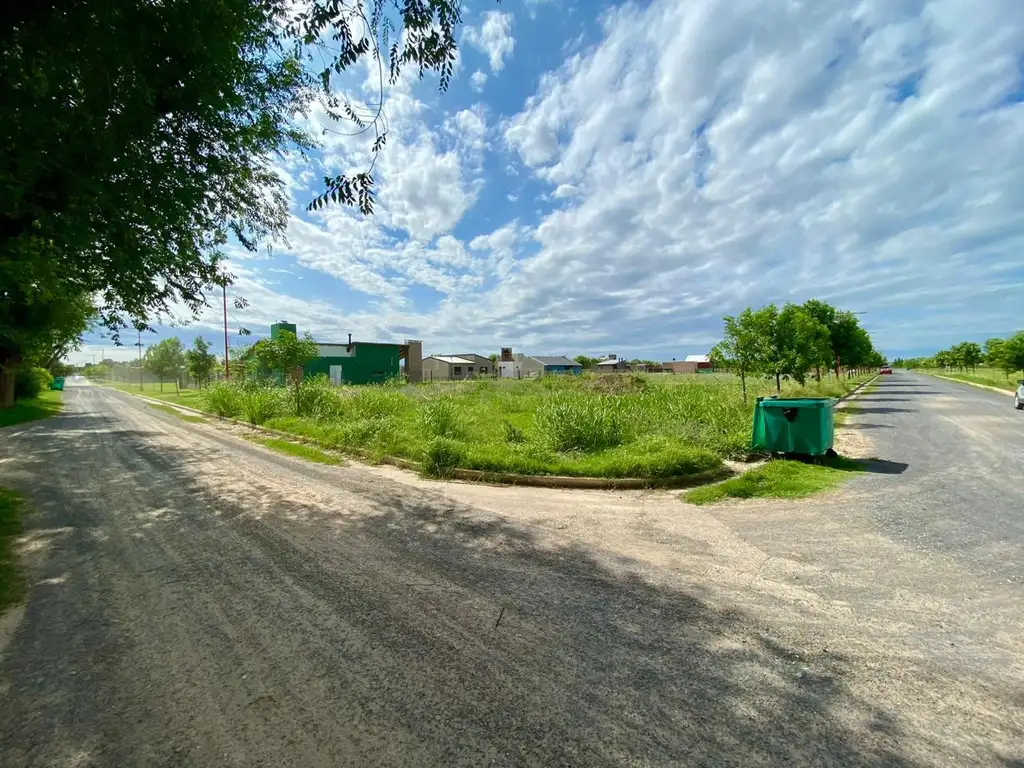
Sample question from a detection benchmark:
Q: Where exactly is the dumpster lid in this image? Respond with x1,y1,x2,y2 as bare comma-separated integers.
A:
759,397,833,409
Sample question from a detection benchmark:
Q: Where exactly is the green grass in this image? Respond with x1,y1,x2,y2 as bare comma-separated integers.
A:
683,457,867,505
147,403,205,423
0,389,63,429
189,371,870,480
0,488,27,614
921,368,1021,392
249,437,342,465
102,380,206,407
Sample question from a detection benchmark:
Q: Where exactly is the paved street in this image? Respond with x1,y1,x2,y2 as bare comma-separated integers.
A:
0,378,1021,766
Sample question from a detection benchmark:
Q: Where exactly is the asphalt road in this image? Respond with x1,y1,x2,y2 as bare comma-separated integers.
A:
0,378,1021,767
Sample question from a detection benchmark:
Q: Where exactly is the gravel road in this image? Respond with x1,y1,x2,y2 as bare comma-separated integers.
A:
0,378,1021,766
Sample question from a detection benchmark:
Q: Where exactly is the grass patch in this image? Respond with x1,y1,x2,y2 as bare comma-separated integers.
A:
0,390,63,429
160,372,873,480
250,437,342,465
684,457,866,505
0,488,27,614
102,380,206,407
920,368,1020,392
148,403,205,423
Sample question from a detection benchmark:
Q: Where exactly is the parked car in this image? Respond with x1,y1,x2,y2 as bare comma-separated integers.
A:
1015,380,1024,410
879,366,892,375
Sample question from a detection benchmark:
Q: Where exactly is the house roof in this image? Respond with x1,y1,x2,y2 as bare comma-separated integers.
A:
426,355,472,365
595,358,623,366
531,356,581,367
684,354,710,363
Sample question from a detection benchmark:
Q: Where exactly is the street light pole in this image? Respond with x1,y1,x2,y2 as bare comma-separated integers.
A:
135,330,144,390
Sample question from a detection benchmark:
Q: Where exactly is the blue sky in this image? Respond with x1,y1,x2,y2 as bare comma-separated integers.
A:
72,0,1024,364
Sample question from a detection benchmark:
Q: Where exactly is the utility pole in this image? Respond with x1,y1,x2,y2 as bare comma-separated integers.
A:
135,330,144,390
223,282,230,380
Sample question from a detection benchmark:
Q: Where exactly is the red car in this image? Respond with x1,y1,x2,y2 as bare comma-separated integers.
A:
880,366,892,374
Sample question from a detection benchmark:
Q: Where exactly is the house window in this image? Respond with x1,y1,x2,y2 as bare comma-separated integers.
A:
468,366,474,373
480,367,487,374
453,366,462,375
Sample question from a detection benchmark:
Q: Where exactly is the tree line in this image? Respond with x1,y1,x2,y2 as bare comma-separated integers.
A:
894,331,1024,376
710,300,884,400
1,1,479,407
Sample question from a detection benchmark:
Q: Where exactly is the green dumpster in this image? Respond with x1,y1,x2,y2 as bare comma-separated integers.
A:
751,397,834,456
49,376,65,391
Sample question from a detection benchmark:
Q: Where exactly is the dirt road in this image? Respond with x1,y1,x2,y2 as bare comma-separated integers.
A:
0,381,1021,766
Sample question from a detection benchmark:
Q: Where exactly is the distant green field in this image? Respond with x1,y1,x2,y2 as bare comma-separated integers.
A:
185,372,871,480
920,368,1021,392
102,380,205,407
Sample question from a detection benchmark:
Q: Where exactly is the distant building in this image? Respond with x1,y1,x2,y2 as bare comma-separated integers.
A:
662,354,713,375
421,354,491,381
271,321,422,385
595,355,628,373
515,354,583,377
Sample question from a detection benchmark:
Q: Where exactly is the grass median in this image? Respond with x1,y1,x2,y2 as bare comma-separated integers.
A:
0,390,63,429
684,456,867,505
186,373,871,481
101,380,206,408
919,368,1020,392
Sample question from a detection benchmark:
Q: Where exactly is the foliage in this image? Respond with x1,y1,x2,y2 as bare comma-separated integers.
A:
202,381,244,418
900,331,1024,375
144,338,185,389
534,392,628,452
713,300,882,396
184,336,218,386
296,375,345,419
0,389,63,429
239,383,286,426
422,437,465,478
14,368,53,400
419,396,465,439
177,373,872,479
251,330,319,411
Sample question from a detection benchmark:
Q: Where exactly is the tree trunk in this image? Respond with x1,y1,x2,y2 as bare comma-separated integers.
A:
775,372,781,393
815,366,821,382
740,366,747,402
0,363,17,409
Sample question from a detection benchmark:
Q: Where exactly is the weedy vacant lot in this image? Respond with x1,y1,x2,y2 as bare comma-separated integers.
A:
187,373,868,480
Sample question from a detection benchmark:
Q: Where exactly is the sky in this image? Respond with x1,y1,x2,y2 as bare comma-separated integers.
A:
71,0,1024,365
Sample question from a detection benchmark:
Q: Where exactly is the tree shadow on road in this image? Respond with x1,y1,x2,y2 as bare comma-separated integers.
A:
0,405,955,767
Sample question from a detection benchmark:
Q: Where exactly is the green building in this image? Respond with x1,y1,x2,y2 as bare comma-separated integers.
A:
270,322,422,385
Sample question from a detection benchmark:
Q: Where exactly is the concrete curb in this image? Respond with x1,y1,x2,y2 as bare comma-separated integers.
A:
833,374,880,409
925,373,1014,397
111,387,733,491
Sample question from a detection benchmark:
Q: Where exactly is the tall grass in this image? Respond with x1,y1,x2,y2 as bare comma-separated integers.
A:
186,372,872,479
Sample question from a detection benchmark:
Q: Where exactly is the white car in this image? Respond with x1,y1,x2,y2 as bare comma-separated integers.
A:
1016,380,1024,410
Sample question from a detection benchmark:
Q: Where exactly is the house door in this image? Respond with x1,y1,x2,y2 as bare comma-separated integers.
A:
329,364,343,385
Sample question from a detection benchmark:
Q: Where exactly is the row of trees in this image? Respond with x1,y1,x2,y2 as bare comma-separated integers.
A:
1,1,480,406
895,332,1024,375
710,300,884,400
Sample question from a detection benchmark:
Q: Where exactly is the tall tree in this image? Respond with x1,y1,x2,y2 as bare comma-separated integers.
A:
184,336,218,387
251,330,319,412
774,304,832,387
1,0,479,406
144,338,185,392
712,307,773,400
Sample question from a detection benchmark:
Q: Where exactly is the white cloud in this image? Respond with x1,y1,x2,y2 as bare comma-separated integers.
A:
494,0,1024,355
470,70,488,92
464,11,516,73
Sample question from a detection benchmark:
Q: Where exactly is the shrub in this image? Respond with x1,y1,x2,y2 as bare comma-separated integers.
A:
502,421,526,443
239,384,284,425
419,396,464,439
350,386,407,420
534,392,627,452
202,381,242,418
422,437,465,478
14,367,53,399
296,375,345,419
